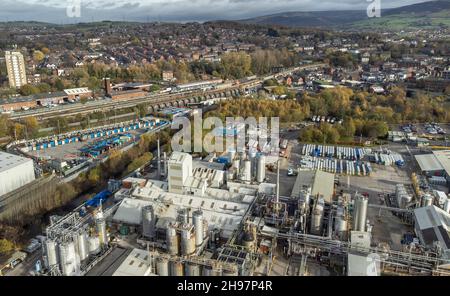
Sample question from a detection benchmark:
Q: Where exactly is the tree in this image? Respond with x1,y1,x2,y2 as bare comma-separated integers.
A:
23,116,40,138
33,50,45,63
220,52,252,79
19,84,39,96
0,239,15,254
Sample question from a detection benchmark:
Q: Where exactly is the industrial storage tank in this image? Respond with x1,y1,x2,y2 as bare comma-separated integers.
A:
77,231,89,262
59,241,80,276
401,194,413,209
180,224,196,256
185,262,201,276
256,155,266,183
422,194,433,207
45,239,59,267
177,208,189,224
310,205,323,235
156,257,169,276
192,210,204,247
96,218,108,247
241,159,252,182
353,195,368,232
166,223,180,255
170,261,184,276
233,159,240,174
142,205,156,239
88,236,101,255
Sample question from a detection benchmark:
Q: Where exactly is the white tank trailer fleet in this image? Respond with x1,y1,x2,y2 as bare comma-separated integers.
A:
300,144,405,176
41,211,110,276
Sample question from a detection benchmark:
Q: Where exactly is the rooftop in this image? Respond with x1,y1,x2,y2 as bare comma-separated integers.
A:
414,205,450,250
433,150,450,176
0,152,33,174
291,170,335,203
415,153,444,172
112,248,153,276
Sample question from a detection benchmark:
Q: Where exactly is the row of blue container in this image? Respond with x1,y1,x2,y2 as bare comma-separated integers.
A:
30,119,163,151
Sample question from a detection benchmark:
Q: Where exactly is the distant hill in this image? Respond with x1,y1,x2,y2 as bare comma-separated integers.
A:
239,0,450,30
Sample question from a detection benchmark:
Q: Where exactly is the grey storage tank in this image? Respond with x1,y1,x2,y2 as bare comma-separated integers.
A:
170,261,184,276
256,155,266,183
142,205,156,239
185,262,201,276
166,223,180,255
156,257,169,276
192,210,204,247
353,194,368,232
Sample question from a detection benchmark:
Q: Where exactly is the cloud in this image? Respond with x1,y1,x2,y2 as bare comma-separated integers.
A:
0,0,431,23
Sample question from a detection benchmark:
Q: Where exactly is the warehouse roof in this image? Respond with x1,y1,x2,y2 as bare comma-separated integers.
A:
415,154,444,172
112,248,153,276
413,205,450,250
291,170,335,203
433,150,450,176
0,152,33,174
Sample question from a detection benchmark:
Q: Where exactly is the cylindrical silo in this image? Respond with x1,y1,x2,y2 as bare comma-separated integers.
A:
185,262,201,276
193,210,204,247
241,159,252,182
88,236,101,255
142,205,156,239
256,155,266,183
181,224,196,256
59,241,80,276
422,194,433,207
166,224,179,255
353,195,368,232
310,205,323,235
77,231,89,262
156,257,169,276
45,239,59,267
96,218,108,247
177,208,189,224
170,261,184,276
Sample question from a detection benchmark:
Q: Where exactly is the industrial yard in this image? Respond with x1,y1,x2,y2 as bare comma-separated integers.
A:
4,127,446,277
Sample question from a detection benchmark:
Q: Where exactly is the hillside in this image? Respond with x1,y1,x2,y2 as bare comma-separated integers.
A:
239,0,450,30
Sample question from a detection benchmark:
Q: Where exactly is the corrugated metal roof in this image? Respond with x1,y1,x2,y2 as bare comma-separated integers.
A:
433,150,450,176
415,154,444,172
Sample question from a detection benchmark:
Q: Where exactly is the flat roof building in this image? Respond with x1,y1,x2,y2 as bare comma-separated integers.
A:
291,170,335,203
0,152,35,197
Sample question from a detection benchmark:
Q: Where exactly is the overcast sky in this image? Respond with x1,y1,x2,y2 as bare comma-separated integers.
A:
0,0,430,23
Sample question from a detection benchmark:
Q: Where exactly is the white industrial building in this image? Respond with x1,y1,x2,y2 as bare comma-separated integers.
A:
413,205,450,259
0,151,35,197
113,152,275,238
415,150,450,188
291,170,335,203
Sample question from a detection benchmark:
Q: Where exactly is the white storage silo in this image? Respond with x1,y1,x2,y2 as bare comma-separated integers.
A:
256,155,266,183
193,210,204,247
142,205,156,239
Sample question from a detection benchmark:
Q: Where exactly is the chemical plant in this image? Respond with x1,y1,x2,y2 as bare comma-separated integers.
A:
30,135,450,276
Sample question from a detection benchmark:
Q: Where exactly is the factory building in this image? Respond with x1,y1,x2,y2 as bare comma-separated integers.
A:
415,150,450,189
0,152,35,197
291,170,335,203
113,152,274,240
413,205,450,259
